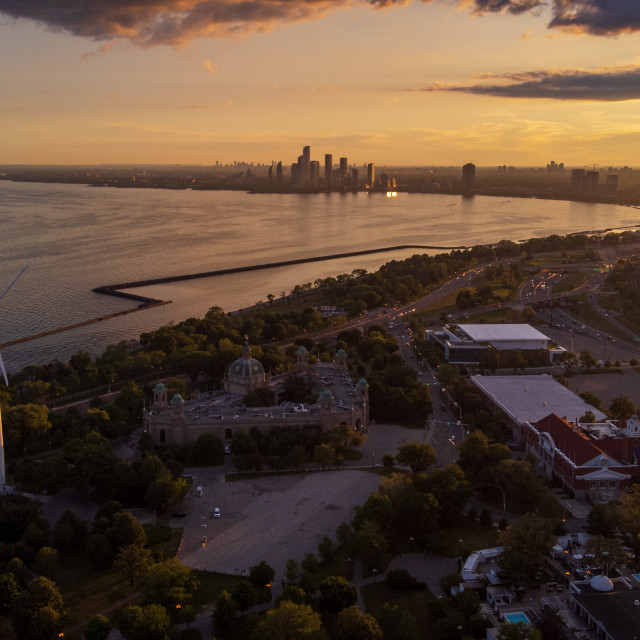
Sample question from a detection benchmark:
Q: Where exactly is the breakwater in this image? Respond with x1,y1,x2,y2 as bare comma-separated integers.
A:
93,244,465,293
0,298,168,349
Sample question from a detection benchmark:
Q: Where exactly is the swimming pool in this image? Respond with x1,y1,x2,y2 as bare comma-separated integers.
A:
632,573,640,584
504,612,531,625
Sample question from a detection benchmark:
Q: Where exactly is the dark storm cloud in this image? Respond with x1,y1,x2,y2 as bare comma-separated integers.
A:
420,67,640,102
0,0,638,46
549,0,640,36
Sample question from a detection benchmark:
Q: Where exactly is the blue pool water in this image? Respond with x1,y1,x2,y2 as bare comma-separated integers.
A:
504,612,531,625
632,573,640,583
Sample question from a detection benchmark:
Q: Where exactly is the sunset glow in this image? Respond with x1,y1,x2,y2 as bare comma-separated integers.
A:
1,1,640,166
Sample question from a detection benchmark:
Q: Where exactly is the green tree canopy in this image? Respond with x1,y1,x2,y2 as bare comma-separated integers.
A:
253,600,326,640
319,575,358,614
395,441,436,473
142,558,198,608
332,605,383,640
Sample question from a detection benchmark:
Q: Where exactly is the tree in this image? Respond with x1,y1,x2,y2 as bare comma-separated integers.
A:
254,601,326,640
285,559,302,585
586,503,620,538
3,403,51,455
579,350,596,371
107,512,147,551
0,572,20,609
395,441,436,473
33,547,59,580
249,560,275,590
535,606,570,640
556,351,578,373
313,443,335,468
211,589,238,637
84,615,111,640
118,603,170,640
52,509,88,553
319,575,358,614
499,514,556,586
609,395,636,419
142,558,198,608
86,533,115,568
12,577,65,639
317,536,336,564
377,603,419,640
617,485,640,558
231,580,257,614
579,391,602,410
497,621,541,640
332,605,383,640
115,544,153,586
354,519,389,571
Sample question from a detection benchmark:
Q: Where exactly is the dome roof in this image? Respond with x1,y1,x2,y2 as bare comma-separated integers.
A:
321,390,333,399
356,377,369,388
229,357,265,379
297,346,309,355
171,393,183,404
153,382,168,393
336,348,347,357
590,575,614,592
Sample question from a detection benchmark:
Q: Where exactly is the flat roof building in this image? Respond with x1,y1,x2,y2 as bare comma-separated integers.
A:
470,374,606,442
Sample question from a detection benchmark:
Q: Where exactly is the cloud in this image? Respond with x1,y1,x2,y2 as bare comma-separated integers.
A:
202,59,218,74
0,0,638,48
549,0,640,36
418,67,640,102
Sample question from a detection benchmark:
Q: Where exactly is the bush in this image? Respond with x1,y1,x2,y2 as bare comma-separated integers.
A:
386,569,426,590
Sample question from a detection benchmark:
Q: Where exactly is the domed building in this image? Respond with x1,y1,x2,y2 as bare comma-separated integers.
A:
223,338,266,396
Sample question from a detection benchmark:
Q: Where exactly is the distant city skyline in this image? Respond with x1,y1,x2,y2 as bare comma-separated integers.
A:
1,2,640,166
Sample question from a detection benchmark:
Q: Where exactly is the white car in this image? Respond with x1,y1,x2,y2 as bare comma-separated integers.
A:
213,508,221,518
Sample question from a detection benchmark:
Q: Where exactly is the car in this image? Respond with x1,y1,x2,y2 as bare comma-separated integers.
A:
450,435,456,442
172,511,187,518
213,508,221,518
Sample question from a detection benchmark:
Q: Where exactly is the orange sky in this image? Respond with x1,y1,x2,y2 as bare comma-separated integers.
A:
1,1,640,166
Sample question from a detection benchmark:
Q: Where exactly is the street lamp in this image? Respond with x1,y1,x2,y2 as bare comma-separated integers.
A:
372,568,378,584
372,453,376,468
458,539,463,557
498,486,506,512
347,557,352,578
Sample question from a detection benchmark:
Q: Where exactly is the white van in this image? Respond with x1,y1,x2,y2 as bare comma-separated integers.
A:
195,486,203,497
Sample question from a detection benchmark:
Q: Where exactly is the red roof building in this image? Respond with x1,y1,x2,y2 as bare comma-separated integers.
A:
525,414,640,503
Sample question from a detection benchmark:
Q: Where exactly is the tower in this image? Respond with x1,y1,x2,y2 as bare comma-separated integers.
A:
324,154,333,190
367,163,375,189
462,162,475,195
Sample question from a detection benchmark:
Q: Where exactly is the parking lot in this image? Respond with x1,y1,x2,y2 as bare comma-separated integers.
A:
176,467,379,580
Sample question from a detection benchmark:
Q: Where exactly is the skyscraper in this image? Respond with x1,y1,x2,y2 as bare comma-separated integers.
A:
310,160,320,187
324,154,333,190
367,163,375,188
276,161,283,185
339,157,348,188
302,145,311,187
351,168,358,190
462,162,475,195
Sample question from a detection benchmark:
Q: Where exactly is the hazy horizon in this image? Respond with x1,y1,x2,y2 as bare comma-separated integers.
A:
2,2,640,167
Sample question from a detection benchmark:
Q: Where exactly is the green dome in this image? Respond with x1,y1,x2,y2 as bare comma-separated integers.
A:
297,346,309,354
229,357,265,379
153,382,167,393
356,378,369,388
171,393,183,404
336,348,347,357
321,390,333,399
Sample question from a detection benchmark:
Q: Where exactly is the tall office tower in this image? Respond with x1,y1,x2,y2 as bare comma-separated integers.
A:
351,168,358,190
462,162,476,195
571,169,586,192
310,160,320,187
325,154,333,190
367,163,375,188
267,165,273,184
297,154,306,187
301,146,311,187
276,161,283,185
339,157,348,187
585,170,599,195
291,163,299,188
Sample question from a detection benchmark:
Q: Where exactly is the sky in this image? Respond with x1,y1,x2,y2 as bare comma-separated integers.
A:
1,0,640,167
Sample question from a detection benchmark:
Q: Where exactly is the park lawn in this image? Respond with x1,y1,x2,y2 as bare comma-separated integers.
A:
552,272,590,294
361,581,435,639
191,570,248,607
433,523,501,558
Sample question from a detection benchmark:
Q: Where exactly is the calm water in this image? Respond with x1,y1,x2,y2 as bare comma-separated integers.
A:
0,180,637,371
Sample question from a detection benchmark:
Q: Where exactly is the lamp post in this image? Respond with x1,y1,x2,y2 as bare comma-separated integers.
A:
372,453,376,468
347,557,352,579
372,568,378,584
458,538,463,557
498,486,506,512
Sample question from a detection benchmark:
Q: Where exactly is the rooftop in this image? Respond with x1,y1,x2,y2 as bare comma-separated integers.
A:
470,374,607,425
457,323,550,343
